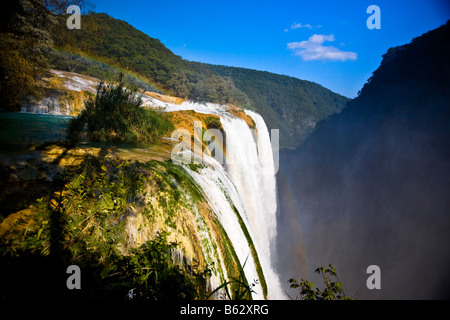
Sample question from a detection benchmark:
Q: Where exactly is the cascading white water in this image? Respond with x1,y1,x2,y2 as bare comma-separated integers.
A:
221,111,284,299
158,98,285,299
185,153,265,298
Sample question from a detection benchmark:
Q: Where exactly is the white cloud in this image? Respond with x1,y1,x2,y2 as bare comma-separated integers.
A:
287,34,357,62
291,22,313,30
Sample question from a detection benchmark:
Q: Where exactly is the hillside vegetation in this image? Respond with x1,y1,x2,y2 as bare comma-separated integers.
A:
47,12,348,148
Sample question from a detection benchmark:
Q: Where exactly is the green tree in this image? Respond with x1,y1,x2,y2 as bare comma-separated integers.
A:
0,0,92,110
167,72,190,99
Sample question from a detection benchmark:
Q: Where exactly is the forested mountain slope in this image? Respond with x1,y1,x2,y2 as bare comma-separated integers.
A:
49,12,348,148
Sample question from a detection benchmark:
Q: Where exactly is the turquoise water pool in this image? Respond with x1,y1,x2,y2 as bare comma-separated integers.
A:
0,112,71,157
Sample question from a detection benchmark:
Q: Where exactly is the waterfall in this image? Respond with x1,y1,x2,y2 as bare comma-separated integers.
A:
222,110,284,299
162,98,284,299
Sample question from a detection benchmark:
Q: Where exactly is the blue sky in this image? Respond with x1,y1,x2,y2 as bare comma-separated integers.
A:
88,0,449,98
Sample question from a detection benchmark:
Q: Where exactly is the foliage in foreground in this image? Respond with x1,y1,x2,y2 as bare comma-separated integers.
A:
288,264,351,300
0,157,209,300
0,149,352,301
67,77,174,145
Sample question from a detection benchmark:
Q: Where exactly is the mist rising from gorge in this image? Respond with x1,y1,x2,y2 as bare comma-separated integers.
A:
274,21,450,299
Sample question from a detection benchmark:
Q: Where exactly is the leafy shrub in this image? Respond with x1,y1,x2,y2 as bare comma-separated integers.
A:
103,231,210,300
288,265,351,300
